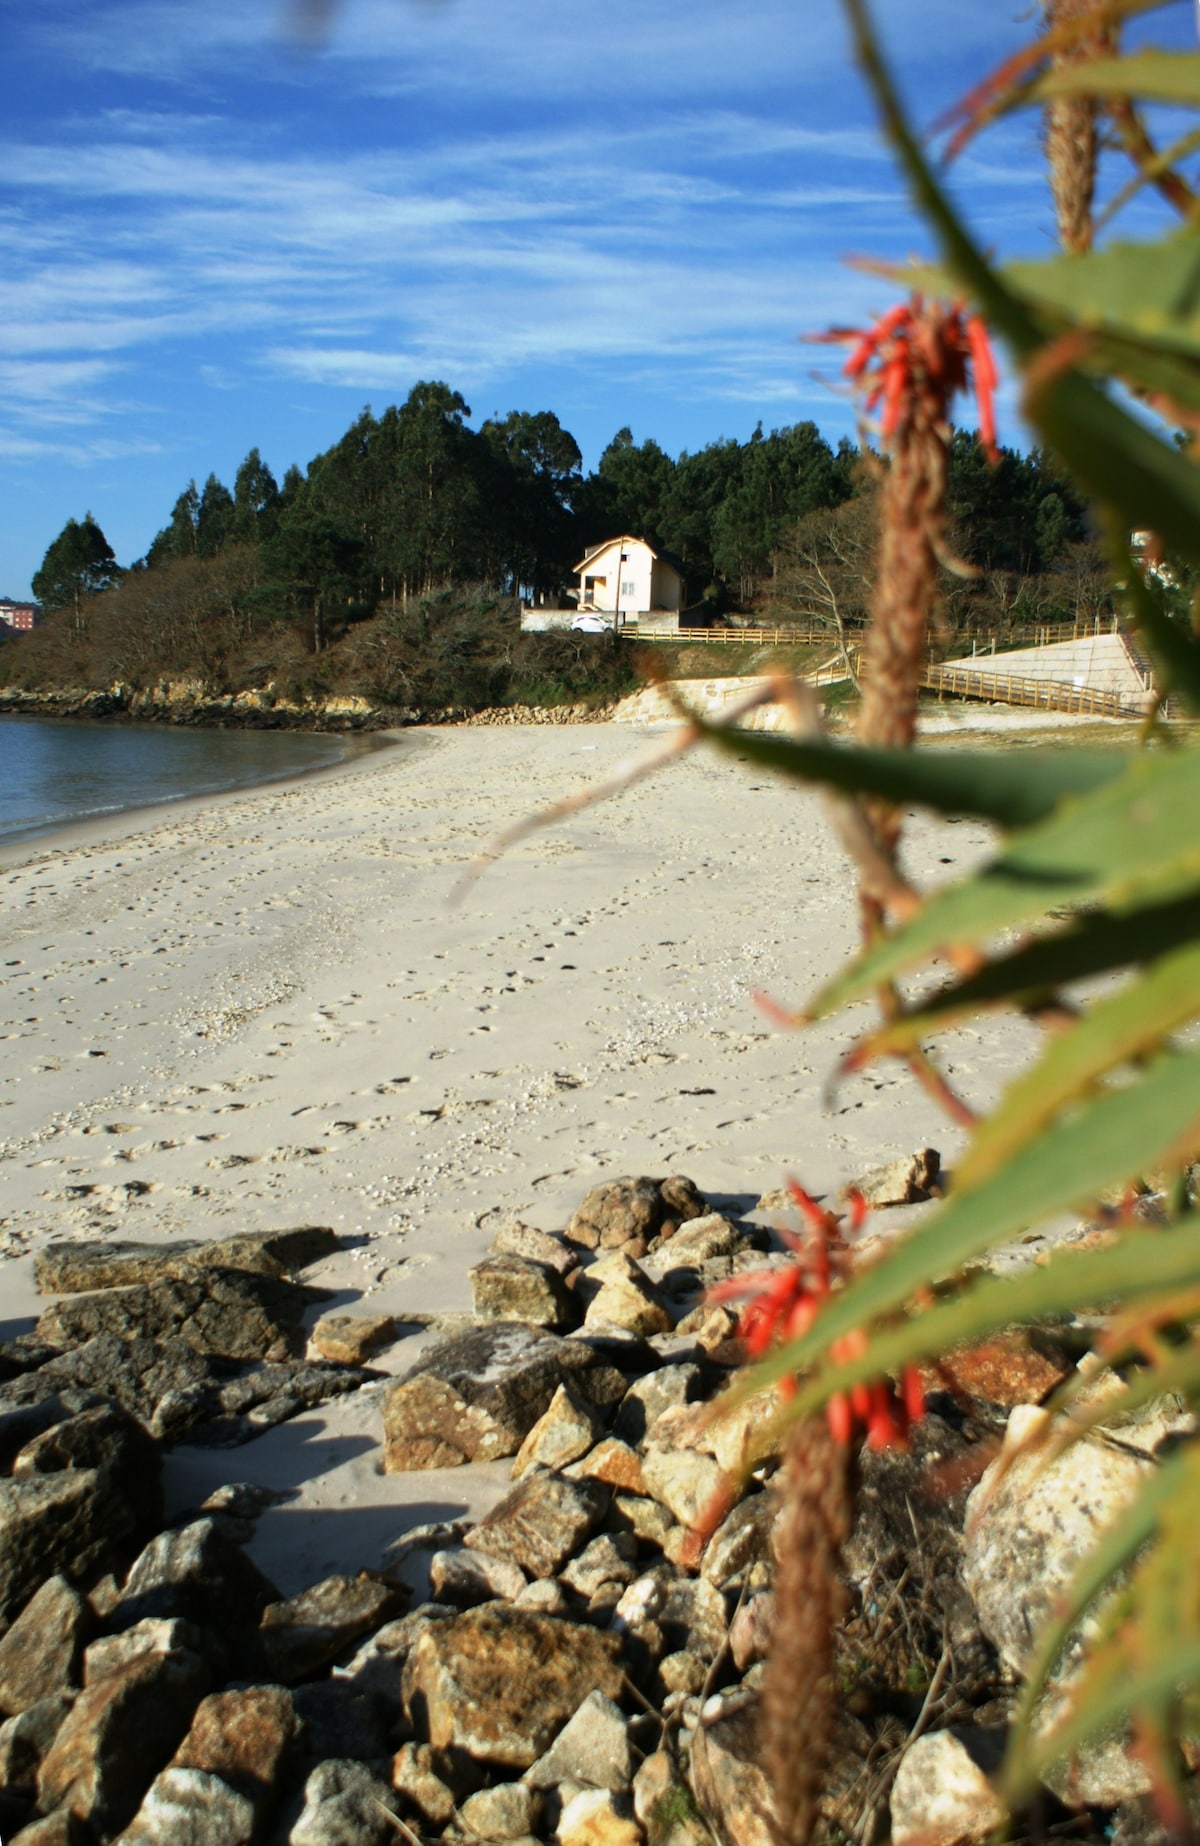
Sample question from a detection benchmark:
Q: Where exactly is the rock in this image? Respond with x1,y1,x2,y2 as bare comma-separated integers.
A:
170,1685,297,1806
633,1750,710,1846
466,1474,609,1580
36,1645,210,1838
111,1767,259,1845
489,1222,578,1278
1034,1685,1152,1807
85,1619,204,1685
37,1269,313,1365
889,1729,1007,1846
34,1229,339,1293
29,1336,219,1434
382,1323,612,1471
514,1579,572,1617
729,1593,774,1672
309,1316,396,1365
689,1698,776,1846
557,1786,642,1846
962,1406,1153,1678
470,1256,576,1331
12,1403,162,1538
8,1813,87,1845
291,1682,394,1763
401,1606,622,1769
259,1575,400,1685
0,1696,71,1794
560,1533,638,1600
525,1690,633,1791
289,1758,402,1845
583,1254,672,1339
671,1304,740,1354
566,1178,707,1257
568,1438,647,1495
390,1741,457,1827
921,1334,1073,1410
0,1469,137,1631
611,1493,676,1551
111,1520,278,1671
512,1385,607,1479
615,1367,704,1447
0,1396,100,1476
174,1357,381,1446
854,1147,940,1208
428,1547,527,1607
700,1494,774,1588
639,1448,725,1531
458,1779,542,1840
0,1577,91,1714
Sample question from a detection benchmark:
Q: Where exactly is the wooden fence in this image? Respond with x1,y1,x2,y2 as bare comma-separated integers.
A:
625,614,1121,652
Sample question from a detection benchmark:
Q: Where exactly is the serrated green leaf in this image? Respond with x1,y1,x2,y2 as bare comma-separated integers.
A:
851,891,1200,1057
737,1048,1200,1406
1031,50,1200,106
956,937,1200,1191
691,723,1126,829
807,747,1200,1018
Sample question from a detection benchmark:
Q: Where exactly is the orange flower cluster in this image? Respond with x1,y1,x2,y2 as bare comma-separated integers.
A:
825,296,999,463
712,1180,925,1451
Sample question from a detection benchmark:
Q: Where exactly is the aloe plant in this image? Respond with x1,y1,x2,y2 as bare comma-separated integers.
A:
718,0,1200,1828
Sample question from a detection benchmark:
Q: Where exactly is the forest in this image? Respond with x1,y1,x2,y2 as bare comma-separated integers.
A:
4,379,1106,717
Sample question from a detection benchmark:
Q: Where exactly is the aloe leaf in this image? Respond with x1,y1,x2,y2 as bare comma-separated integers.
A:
955,937,1200,1191
772,1225,1200,1417
1011,1639,1200,1798
693,723,1126,829
851,892,1200,1057
738,1051,1200,1404
1031,50,1200,106
807,748,1200,1017
1001,235,1200,359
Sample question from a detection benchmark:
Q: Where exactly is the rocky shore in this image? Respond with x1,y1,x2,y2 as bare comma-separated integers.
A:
0,683,612,732
0,1168,1182,1846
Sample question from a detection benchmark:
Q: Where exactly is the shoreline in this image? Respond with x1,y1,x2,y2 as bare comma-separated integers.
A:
0,718,1045,1591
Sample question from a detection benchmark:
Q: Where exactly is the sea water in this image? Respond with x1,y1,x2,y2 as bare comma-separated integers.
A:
0,714,352,848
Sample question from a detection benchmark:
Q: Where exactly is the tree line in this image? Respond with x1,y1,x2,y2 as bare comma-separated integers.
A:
12,380,1107,714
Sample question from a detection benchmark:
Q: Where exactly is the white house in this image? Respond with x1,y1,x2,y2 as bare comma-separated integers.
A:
573,537,684,626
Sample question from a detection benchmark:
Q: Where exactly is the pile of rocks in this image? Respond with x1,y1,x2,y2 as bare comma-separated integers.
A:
0,1175,1187,1845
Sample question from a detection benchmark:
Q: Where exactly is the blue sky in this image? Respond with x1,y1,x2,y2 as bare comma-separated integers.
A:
0,1,1165,594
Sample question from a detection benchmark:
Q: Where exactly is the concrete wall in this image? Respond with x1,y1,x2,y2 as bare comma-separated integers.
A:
961,633,1148,699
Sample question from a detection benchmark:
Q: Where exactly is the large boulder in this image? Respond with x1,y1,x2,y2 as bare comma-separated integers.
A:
0,1577,92,1715
565,1178,707,1258
382,1322,621,1471
34,1228,339,1294
36,1269,315,1365
465,1474,608,1580
401,1606,622,1768
36,1645,210,1838
0,1471,135,1632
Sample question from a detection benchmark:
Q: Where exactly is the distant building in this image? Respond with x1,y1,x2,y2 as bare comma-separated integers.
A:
0,601,37,632
573,536,685,626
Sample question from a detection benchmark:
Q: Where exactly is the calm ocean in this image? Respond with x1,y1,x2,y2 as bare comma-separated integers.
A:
0,715,352,848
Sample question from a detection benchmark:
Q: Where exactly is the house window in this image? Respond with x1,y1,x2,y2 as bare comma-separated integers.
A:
621,580,636,598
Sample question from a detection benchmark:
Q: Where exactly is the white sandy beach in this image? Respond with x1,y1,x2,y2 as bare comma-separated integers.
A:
0,717,1046,1593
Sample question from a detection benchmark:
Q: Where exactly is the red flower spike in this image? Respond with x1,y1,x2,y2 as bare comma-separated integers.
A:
701,1177,929,1461
818,296,1001,466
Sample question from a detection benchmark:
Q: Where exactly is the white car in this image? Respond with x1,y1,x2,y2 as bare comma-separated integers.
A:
571,612,608,633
